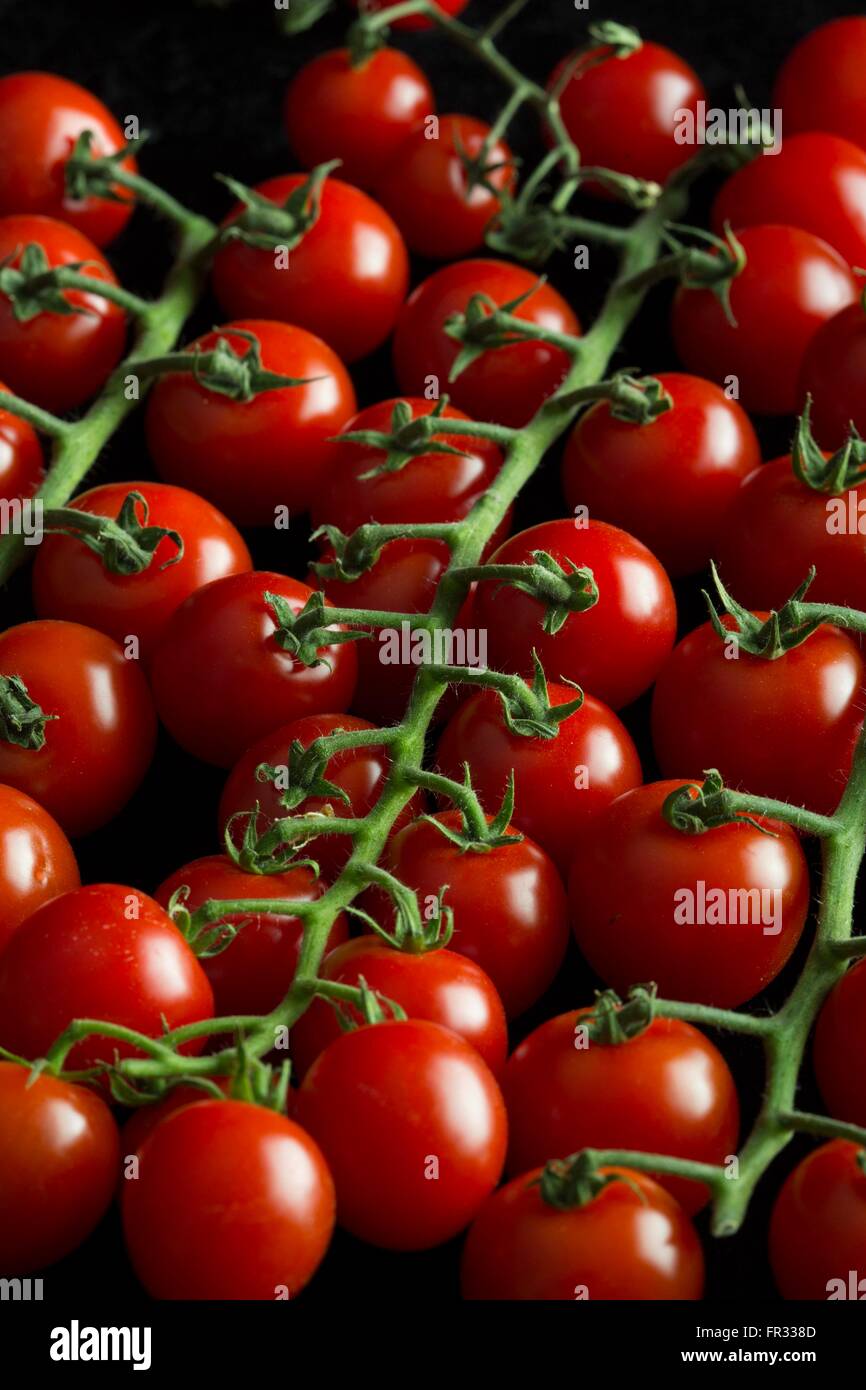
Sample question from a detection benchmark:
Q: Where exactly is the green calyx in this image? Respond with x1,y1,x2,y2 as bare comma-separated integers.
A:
318,974,408,1031
348,871,454,954
0,674,56,751
538,1151,644,1212
0,242,97,322
266,589,369,667
310,524,385,583
65,129,144,204
166,885,249,961
508,549,598,634
664,221,746,325
662,769,775,837
257,738,352,814
791,397,866,493
445,282,547,378
216,160,340,253
43,490,183,576
583,985,657,1045
335,397,470,480
190,328,318,402
587,19,643,58
423,767,523,852
498,652,584,738
704,562,824,658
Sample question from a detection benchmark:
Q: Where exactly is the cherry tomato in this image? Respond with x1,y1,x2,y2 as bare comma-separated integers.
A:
32,481,252,662
472,518,677,709
121,1081,231,1158
122,1099,335,1299
0,782,79,954
0,214,126,413
0,72,136,245
813,960,866,1129
774,18,866,151
145,319,357,525
296,1018,506,1249
670,224,859,416
0,883,214,1071
769,1141,866,1300
568,781,810,1009
0,382,42,501
150,571,357,768
0,1061,119,1274
211,174,408,364
0,619,156,836
350,0,469,32
393,258,580,427
799,302,866,448
284,46,434,189
437,680,641,875
561,373,761,577
503,1009,739,1214
652,617,864,817
549,41,705,189
461,1165,705,1301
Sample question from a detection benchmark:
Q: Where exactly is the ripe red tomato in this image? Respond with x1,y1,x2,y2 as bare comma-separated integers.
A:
671,224,858,416
0,382,43,501
472,518,677,709
0,1061,119,1274
211,174,408,363
150,572,357,768
799,302,866,448
549,41,705,189
0,883,214,1071
145,319,356,525
284,46,434,189
562,373,761,576
0,619,156,836
651,617,864,816
0,72,136,245
813,960,866,1128
122,1099,335,1299
461,1165,705,1300
773,18,866,151
0,782,79,954
437,680,641,875
296,1018,506,1249
375,114,514,260
0,214,126,413
32,481,252,662
393,258,580,427
568,781,811,1009
769,1141,866,1300
154,855,348,1017
503,1009,739,1214
350,0,469,31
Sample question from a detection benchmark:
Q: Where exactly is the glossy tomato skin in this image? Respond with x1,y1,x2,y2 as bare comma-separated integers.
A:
0,619,156,836
149,572,357,768
461,1165,705,1301
0,883,214,1071
296,1019,507,1249
813,960,866,1128
503,1010,739,1214
154,856,348,1017
211,175,408,363
0,382,43,501
671,224,859,416
0,1062,119,1274
0,72,136,245
473,518,677,709
652,618,865,815
769,1141,866,1300
773,18,866,151
437,681,642,875
145,319,357,524
122,1100,335,1300
568,781,810,1009
0,215,126,413
0,783,79,953
32,481,252,661
284,47,434,189
350,0,468,31
393,258,580,427
799,303,866,448
562,373,761,576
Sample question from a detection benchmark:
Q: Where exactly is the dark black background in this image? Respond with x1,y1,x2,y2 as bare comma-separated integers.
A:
0,0,862,1310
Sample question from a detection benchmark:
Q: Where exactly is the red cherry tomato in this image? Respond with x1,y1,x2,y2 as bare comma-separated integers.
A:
150,572,357,768
296,1018,506,1249
503,1009,739,1214
549,41,705,189
0,782,79,954
211,174,408,363
0,883,214,1071
32,481,252,661
154,855,348,1018
121,1081,231,1158
670,224,858,416
0,382,43,501
145,319,357,525
799,302,866,448
461,1165,705,1301
350,0,469,32
0,72,136,245
568,781,811,1009
0,214,126,413
813,960,866,1129
437,680,641,875
773,18,866,151
0,619,156,836
122,1100,335,1299
562,373,761,576
0,1061,119,1274
769,1141,866,1300
284,46,434,189
472,518,677,709
651,617,864,816
393,258,580,427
